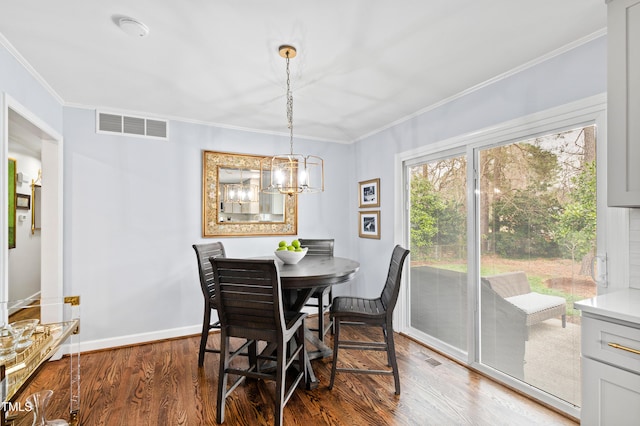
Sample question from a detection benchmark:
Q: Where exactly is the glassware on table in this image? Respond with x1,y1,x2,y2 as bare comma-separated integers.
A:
0,325,16,362
10,319,40,349
26,390,69,426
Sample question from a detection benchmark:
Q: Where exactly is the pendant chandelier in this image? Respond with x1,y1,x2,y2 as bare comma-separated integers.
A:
260,45,324,195
224,169,258,204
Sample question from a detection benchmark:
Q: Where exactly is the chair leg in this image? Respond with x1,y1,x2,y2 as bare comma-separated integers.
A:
328,288,334,335
216,334,230,424
198,306,211,367
249,340,258,372
274,340,286,426
297,325,308,387
384,322,400,395
317,295,326,343
328,318,340,390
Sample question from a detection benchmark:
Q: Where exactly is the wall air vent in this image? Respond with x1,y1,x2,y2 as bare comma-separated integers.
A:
96,111,168,139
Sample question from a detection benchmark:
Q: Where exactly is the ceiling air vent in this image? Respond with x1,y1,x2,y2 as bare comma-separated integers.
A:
97,111,168,139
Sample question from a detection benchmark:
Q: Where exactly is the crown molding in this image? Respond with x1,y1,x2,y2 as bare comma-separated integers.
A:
355,28,608,143
0,32,64,105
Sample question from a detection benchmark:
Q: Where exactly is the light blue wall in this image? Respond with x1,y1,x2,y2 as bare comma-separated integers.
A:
353,35,607,298
62,107,356,347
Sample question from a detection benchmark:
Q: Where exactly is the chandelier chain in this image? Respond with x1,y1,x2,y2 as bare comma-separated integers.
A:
285,52,294,155
259,44,324,194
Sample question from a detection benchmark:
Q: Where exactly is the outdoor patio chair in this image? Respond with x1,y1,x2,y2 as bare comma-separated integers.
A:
481,271,567,330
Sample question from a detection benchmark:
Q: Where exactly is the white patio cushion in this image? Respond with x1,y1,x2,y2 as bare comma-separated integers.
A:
506,293,565,314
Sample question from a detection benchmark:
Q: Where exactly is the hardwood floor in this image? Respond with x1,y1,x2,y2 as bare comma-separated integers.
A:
9,319,577,425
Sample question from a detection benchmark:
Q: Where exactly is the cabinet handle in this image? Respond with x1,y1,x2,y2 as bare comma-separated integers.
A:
608,342,640,355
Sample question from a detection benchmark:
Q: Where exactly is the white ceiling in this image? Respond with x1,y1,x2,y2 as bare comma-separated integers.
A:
0,1,607,143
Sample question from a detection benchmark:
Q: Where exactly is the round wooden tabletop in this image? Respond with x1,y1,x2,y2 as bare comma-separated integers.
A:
276,256,360,289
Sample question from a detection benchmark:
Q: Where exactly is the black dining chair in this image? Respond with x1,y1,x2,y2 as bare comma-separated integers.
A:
299,238,335,343
211,257,307,426
192,242,226,367
328,245,410,395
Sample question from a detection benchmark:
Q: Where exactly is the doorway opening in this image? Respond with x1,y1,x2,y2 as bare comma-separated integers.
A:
2,94,64,323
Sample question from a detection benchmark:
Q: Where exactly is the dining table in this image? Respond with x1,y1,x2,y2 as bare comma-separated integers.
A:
273,255,360,389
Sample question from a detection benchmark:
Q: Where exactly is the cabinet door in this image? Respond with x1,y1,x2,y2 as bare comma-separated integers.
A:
582,357,640,425
608,0,640,206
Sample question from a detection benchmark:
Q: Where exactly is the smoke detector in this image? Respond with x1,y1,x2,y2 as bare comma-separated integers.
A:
118,17,149,38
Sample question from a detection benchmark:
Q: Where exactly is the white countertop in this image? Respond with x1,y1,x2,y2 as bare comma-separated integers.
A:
574,288,640,325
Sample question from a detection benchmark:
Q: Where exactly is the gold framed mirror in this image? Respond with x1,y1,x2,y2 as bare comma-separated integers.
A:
202,151,297,237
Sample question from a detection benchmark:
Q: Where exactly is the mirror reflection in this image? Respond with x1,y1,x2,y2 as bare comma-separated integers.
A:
218,167,285,223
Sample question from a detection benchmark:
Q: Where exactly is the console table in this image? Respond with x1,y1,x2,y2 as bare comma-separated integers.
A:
0,297,80,426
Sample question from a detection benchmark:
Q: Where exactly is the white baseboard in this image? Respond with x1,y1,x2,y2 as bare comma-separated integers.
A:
56,324,202,355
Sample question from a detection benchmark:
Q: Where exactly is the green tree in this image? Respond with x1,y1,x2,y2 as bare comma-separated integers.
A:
484,143,562,258
410,175,444,259
410,173,467,261
492,188,561,258
554,161,596,262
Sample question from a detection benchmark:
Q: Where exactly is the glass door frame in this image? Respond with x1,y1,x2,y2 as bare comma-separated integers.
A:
394,94,623,418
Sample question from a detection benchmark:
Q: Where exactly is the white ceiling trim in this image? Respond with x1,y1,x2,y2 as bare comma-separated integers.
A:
0,20,607,146
0,33,64,105
66,103,348,144
354,28,608,143
72,27,608,146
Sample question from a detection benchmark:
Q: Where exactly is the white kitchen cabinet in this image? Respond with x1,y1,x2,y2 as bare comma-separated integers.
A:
582,357,640,425
576,289,640,425
608,0,640,206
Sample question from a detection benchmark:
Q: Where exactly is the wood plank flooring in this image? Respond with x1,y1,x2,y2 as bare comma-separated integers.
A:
8,319,577,425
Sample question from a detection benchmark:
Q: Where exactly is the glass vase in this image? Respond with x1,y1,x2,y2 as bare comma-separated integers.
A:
25,390,69,426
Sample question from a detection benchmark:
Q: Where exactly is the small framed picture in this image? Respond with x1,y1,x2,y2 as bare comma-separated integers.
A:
359,178,380,208
16,193,30,210
359,211,380,239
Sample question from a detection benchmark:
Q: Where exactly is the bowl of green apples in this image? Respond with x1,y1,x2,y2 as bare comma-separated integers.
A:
274,239,308,264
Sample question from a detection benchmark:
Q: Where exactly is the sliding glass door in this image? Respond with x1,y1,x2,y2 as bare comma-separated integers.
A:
479,126,594,406
406,125,597,408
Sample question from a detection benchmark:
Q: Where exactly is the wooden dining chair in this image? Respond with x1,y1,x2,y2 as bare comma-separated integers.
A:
211,257,307,426
299,238,335,343
328,245,410,395
192,242,226,367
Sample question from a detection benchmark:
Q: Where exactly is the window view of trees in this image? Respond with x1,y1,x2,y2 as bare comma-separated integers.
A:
410,126,596,273
408,125,594,407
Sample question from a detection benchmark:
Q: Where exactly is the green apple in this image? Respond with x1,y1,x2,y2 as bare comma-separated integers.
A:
277,246,287,251
287,245,295,251
278,240,287,247
291,239,300,248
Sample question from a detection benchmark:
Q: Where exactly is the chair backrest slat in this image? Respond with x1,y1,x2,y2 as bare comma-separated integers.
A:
299,239,334,256
379,245,410,314
211,258,285,339
193,242,226,300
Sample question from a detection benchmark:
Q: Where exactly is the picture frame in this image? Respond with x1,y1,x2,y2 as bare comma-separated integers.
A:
359,211,380,239
16,193,30,210
358,178,380,208
31,184,41,234
8,158,16,249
